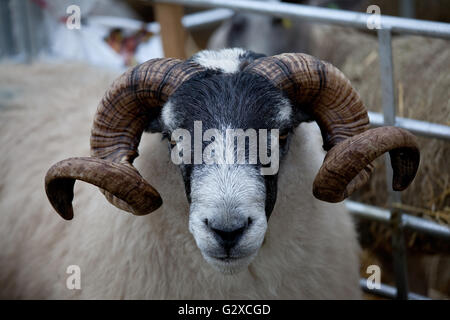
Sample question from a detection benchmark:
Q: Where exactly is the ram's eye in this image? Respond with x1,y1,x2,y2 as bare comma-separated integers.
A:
279,133,289,140
170,139,177,146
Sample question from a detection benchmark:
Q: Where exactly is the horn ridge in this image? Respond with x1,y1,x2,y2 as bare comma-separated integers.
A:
246,53,419,202
45,58,205,219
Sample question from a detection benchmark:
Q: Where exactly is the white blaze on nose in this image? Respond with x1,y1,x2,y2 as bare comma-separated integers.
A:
190,165,266,213
192,48,247,74
188,164,267,273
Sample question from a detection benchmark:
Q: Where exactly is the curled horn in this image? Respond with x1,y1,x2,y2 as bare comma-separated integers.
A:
245,53,420,202
45,59,205,220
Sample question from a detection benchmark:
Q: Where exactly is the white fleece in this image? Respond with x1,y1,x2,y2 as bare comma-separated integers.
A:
0,62,361,299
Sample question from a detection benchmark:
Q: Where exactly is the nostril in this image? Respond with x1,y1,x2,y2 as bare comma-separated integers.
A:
203,218,209,226
247,217,253,227
212,226,245,241
210,225,246,250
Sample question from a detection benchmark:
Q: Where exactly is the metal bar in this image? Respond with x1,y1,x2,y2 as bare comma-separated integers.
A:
346,201,450,240
25,0,41,62
378,28,396,128
0,0,14,58
89,8,233,35
154,0,450,39
359,279,430,300
377,28,401,204
402,215,450,240
182,8,234,30
400,0,415,19
391,211,409,299
368,112,450,141
17,0,33,63
377,27,409,300
346,201,391,223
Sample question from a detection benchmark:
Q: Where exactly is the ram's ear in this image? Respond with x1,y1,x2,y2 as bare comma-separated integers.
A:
143,103,167,133
145,114,164,133
290,104,314,127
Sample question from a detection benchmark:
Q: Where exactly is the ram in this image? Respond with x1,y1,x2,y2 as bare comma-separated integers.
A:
0,49,419,299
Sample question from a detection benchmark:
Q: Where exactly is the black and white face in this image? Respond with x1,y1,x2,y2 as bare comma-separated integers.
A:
150,49,309,274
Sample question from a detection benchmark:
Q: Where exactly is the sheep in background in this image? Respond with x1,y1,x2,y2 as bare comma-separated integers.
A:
0,49,419,299
206,0,364,56
208,11,311,55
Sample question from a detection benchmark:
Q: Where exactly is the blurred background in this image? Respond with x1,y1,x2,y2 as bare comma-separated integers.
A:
1,0,449,67
0,0,449,299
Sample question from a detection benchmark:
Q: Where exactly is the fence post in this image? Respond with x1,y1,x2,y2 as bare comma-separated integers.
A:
378,27,409,300
154,3,187,59
400,0,415,19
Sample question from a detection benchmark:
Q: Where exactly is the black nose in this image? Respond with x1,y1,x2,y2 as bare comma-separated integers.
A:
209,220,249,252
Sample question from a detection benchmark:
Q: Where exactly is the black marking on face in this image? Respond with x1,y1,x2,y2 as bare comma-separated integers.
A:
238,51,266,70
157,69,308,218
144,50,312,219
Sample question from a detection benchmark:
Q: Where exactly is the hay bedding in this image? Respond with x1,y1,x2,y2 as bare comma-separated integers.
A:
312,27,450,297
340,33,449,254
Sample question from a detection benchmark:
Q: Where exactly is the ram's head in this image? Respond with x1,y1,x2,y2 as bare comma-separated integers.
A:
45,50,419,274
